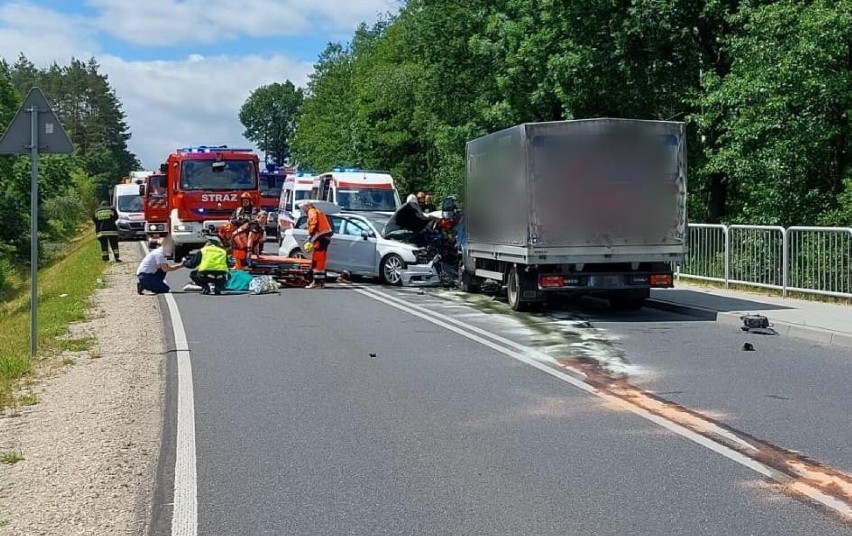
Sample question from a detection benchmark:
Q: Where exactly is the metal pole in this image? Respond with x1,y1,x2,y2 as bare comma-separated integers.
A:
29,105,39,356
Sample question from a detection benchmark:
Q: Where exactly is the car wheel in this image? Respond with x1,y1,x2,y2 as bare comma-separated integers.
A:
380,254,405,286
289,249,307,260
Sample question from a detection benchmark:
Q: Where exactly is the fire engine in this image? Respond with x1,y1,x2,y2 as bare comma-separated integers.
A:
259,164,294,238
144,145,262,260
142,171,168,249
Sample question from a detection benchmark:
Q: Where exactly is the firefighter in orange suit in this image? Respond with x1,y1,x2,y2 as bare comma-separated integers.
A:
303,201,333,289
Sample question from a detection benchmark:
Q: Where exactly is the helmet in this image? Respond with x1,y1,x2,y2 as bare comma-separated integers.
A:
240,192,252,200
302,241,314,253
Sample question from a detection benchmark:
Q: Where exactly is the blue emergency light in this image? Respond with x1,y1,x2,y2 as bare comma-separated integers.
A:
178,145,254,153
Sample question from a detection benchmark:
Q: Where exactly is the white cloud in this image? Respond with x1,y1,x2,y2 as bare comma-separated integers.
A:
0,1,98,64
87,0,397,46
0,1,351,167
100,53,312,168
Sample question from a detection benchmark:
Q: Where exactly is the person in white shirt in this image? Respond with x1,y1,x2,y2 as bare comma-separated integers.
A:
136,238,185,294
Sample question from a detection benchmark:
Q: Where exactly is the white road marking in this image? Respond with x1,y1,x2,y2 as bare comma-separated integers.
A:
141,243,198,536
165,292,198,536
357,287,852,518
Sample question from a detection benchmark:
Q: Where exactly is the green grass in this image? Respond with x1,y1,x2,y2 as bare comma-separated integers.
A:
57,337,95,352
0,518,9,527
1,450,23,465
16,392,38,406
0,234,107,409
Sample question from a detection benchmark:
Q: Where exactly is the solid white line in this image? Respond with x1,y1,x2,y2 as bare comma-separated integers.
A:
165,293,198,536
141,243,198,536
356,287,852,517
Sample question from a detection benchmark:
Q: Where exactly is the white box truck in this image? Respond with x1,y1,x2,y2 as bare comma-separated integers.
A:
459,118,687,311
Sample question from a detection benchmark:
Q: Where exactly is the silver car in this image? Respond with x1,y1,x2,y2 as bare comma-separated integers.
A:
278,211,438,285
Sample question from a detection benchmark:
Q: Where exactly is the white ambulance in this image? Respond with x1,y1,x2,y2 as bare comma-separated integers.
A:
277,172,316,240
310,168,402,214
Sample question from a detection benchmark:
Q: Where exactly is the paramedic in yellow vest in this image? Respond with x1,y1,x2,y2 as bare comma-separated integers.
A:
189,236,230,295
93,200,121,262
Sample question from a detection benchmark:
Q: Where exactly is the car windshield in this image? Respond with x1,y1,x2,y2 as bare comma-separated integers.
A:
357,213,392,237
261,175,285,197
295,190,311,201
117,195,142,212
336,188,397,211
181,160,257,191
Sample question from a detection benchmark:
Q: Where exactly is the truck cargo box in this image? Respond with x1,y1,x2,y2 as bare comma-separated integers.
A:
465,119,686,256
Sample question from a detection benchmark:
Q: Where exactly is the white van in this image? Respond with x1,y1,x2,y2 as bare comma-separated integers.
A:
277,173,315,238
310,169,402,214
112,181,147,240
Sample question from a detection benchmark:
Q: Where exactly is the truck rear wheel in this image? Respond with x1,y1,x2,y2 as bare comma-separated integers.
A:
507,266,537,312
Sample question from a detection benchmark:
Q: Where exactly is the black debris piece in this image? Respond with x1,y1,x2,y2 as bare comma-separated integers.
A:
740,314,778,335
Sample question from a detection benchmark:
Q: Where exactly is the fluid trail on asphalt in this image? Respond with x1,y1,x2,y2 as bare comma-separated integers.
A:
360,286,852,523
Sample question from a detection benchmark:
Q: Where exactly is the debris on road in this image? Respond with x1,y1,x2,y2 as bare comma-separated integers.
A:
743,343,756,352
741,314,778,335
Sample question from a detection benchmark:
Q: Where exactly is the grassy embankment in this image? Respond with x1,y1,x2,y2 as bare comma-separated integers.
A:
0,233,106,409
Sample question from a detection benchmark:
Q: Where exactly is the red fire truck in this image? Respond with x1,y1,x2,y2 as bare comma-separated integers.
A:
142,171,168,249
144,145,261,260
259,164,294,239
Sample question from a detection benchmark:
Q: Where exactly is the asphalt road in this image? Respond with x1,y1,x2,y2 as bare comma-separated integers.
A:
157,269,852,535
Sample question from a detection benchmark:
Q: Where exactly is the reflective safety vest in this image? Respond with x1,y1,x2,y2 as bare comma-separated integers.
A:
93,207,118,237
198,245,229,272
307,207,332,241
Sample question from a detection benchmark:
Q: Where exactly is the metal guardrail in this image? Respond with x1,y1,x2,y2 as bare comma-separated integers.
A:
677,224,852,298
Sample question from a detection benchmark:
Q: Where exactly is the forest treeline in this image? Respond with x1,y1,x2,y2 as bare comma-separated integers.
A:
0,55,138,284
279,0,852,227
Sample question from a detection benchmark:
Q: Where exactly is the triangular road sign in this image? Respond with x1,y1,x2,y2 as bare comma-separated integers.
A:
0,87,73,155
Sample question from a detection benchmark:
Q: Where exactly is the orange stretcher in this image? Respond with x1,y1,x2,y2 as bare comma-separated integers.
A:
244,254,312,287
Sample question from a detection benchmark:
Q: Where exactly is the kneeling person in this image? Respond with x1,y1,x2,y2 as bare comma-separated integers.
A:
189,237,229,295
136,238,184,294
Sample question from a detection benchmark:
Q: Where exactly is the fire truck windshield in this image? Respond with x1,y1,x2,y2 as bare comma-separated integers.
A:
180,160,257,191
261,175,286,197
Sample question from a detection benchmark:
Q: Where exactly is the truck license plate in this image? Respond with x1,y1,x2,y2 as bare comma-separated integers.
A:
588,275,620,288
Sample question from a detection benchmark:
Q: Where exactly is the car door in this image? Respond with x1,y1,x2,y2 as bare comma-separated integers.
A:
336,217,378,274
284,216,310,256
324,216,348,272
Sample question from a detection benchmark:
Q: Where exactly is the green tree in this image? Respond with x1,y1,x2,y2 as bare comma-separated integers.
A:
291,43,360,172
239,81,303,165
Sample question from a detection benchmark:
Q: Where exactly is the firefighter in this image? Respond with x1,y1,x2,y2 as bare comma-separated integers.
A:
230,212,266,269
189,236,230,295
232,192,257,224
302,201,333,289
93,200,121,262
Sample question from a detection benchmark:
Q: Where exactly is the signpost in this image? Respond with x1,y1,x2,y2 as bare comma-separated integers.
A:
0,88,74,355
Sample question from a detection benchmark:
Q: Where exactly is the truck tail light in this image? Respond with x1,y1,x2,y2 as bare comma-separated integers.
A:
539,275,565,288
650,274,673,287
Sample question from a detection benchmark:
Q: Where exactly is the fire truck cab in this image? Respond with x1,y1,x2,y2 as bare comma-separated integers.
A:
142,172,168,249
155,145,261,260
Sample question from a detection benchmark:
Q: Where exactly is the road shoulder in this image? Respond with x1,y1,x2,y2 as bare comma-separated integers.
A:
0,243,165,535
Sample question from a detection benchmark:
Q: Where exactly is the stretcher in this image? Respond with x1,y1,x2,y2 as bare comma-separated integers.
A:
244,254,312,287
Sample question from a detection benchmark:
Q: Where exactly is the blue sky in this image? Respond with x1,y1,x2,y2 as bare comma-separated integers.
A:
0,0,398,167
